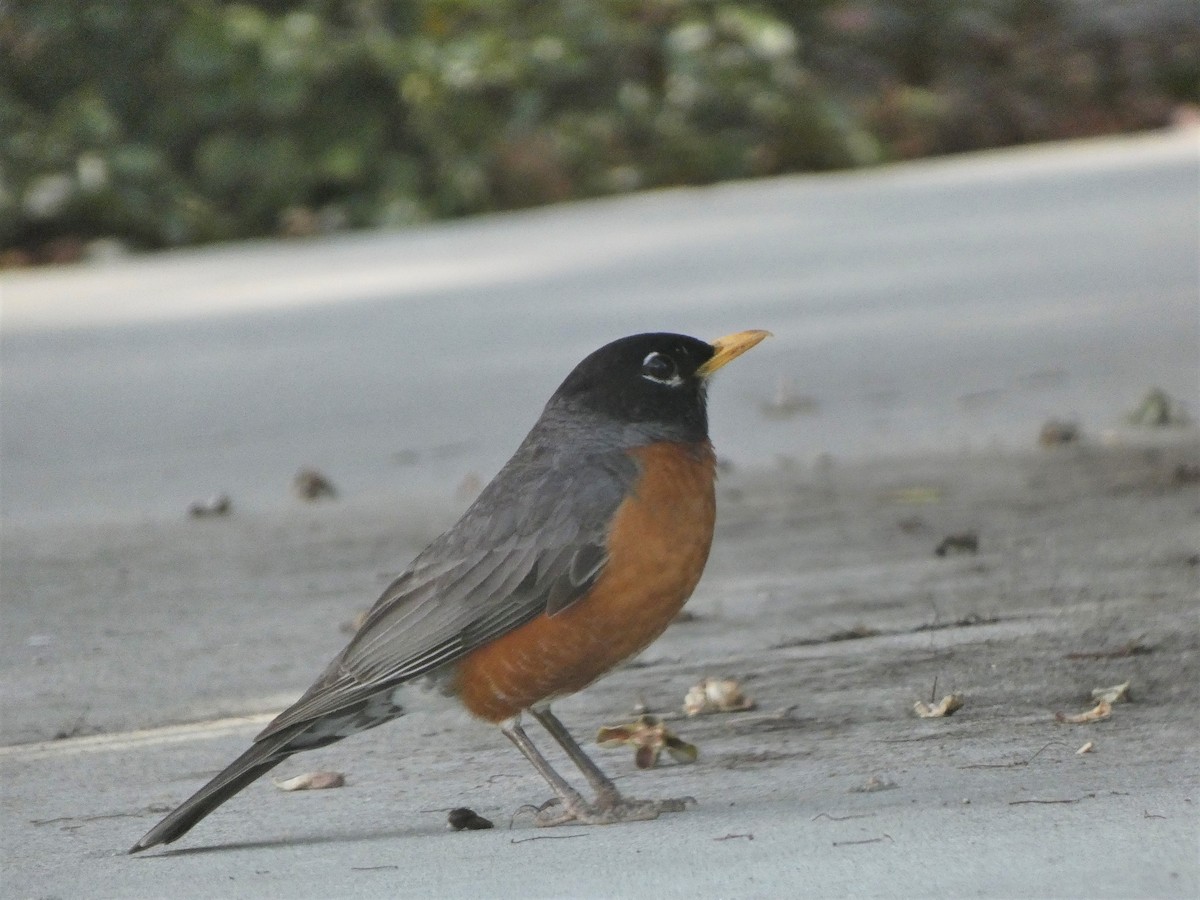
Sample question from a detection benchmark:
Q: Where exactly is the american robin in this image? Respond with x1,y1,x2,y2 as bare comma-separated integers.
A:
131,329,769,852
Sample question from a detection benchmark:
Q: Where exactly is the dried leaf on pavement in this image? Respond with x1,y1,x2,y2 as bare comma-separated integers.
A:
597,715,697,769
1055,699,1112,724
273,771,346,791
913,694,964,718
1091,681,1131,704
293,468,336,500
683,678,756,716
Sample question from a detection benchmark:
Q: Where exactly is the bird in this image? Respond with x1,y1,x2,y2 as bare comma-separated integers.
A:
130,329,770,853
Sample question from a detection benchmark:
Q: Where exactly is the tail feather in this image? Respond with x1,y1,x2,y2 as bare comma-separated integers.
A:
129,732,295,853
132,690,399,852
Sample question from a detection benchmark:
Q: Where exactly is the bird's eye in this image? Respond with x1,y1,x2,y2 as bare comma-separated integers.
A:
641,351,681,386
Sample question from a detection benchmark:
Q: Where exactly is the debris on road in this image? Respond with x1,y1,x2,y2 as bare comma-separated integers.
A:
850,775,897,793
187,494,231,518
1055,699,1112,725
935,532,978,556
447,807,493,831
1126,387,1188,427
1091,681,1131,704
683,678,756,716
293,468,337,500
913,694,963,718
1065,641,1152,660
1039,419,1080,446
273,771,346,791
596,715,697,769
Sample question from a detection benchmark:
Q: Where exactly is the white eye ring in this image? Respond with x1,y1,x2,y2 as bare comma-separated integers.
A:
641,351,682,386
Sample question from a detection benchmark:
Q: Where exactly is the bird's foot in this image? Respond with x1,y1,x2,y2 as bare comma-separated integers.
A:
525,794,694,827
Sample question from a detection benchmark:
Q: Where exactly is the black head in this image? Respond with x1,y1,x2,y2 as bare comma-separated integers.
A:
547,331,770,444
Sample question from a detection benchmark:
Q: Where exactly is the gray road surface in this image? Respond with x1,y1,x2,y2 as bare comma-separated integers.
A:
3,129,1197,525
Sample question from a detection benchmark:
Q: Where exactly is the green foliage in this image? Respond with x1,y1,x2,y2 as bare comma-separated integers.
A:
1,0,1195,256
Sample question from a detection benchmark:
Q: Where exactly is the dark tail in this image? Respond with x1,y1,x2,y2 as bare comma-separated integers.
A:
129,731,298,853
131,685,394,852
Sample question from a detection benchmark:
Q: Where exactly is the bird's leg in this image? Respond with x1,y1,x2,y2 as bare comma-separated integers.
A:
528,706,622,805
499,718,590,825
528,706,692,822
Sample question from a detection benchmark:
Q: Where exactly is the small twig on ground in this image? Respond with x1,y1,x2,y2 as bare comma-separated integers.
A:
1143,810,1167,819
714,833,754,841
959,740,1064,769
351,866,399,871
1008,793,1095,806
1065,639,1152,660
486,773,522,784
728,706,802,734
31,811,144,827
811,812,873,822
510,834,589,844
880,733,945,744
833,834,894,847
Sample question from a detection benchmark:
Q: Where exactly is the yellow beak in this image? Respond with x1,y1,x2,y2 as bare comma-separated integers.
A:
697,330,771,377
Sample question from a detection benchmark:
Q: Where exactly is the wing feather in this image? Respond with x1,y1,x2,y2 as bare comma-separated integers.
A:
257,438,638,739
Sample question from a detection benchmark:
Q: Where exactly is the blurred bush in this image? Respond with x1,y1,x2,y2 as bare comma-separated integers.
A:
2,0,1196,261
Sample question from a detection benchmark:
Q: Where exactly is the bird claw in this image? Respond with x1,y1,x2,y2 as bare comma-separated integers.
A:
532,795,695,827
511,798,563,827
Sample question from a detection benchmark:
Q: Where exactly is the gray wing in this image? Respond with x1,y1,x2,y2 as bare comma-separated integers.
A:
257,437,637,739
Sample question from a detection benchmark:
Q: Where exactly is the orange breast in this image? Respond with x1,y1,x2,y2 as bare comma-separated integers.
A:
454,441,717,723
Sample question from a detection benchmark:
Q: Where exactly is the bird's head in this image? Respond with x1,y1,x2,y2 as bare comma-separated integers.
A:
548,330,770,443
